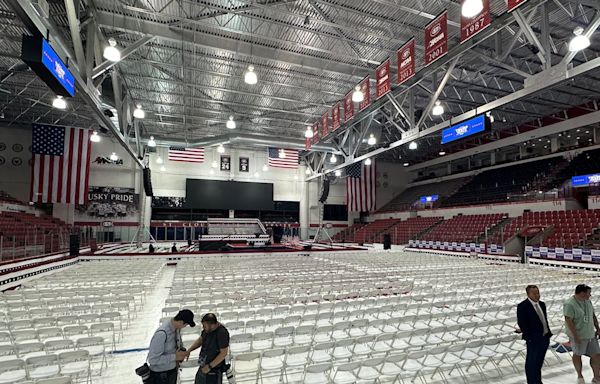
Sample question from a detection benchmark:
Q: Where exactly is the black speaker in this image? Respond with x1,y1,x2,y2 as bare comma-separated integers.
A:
143,167,154,197
383,234,391,250
319,179,330,203
69,234,80,256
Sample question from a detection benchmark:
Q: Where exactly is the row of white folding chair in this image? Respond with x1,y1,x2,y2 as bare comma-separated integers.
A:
2,304,132,324
0,323,118,351
0,352,90,383
0,311,125,332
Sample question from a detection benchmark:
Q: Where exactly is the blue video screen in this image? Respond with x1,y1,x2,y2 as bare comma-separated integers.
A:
441,114,487,144
41,39,75,97
419,195,439,203
572,174,600,187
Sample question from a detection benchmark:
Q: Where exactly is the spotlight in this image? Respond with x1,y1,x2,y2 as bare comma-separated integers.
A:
217,144,225,154
254,172,260,178
103,38,121,62
409,141,418,150
305,168,311,175
90,131,101,143
262,164,268,172
486,111,494,123
212,161,218,168
365,158,372,166
244,65,258,85
133,104,145,119
148,136,156,147
279,149,286,159
352,85,364,103
334,170,342,177
52,95,66,110
367,134,376,146
569,26,591,52
160,166,166,172
439,151,446,156
432,101,444,116
329,154,337,163
209,169,215,175
462,0,484,18
226,116,236,129
156,156,163,164
403,162,409,167
304,126,314,139
109,152,118,161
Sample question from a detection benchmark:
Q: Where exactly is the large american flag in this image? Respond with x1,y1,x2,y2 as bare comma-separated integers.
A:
30,123,92,205
346,161,376,212
267,147,299,169
168,147,205,163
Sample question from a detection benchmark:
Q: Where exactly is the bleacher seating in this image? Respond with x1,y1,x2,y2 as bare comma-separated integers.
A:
442,158,562,207
332,224,364,243
421,214,506,243
378,177,470,212
0,212,71,258
542,148,600,190
488,210,600,248
0,191,20,204
382,217,442,245
353,219,401,243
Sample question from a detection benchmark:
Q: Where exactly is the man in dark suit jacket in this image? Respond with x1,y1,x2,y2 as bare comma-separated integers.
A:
517,285,553,384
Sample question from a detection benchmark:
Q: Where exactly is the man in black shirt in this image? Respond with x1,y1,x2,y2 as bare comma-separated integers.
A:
187,313,230,384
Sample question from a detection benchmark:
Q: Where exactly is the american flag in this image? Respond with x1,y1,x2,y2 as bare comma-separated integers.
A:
346,161,376,212
267,147,299,169
168,147,205,163
30,123,92,205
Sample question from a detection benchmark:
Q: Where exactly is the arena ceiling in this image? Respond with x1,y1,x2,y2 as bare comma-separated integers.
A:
1,0,599,172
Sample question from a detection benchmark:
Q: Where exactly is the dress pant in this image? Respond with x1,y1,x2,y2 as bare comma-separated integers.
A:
149,368,178,384
195,369,223,384
525,335,550,384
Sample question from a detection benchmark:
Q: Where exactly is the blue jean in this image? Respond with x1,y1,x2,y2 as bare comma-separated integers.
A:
525,335,550,384
149,368,177,384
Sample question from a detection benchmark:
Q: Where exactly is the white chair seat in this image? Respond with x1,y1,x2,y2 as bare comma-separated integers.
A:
28,365,60,379
0,370,26,383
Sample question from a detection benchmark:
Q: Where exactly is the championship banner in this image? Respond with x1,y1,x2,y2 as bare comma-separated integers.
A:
321,112,329,137
375,58,391,99
424,10,448,66
305,137,311,150
331,102,341,130
507,0,527,12
239,157,249,172
75,186,139,222
358,76,371,112
397,39,416,85
344,90,354,122
461,0,491,43
312,121,320,142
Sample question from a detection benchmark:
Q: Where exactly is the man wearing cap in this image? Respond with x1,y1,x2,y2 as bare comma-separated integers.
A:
147,309,196,384
187,313,231,384
564,284,600,384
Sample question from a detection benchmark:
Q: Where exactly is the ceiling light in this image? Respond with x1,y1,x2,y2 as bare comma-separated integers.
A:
577,129,581,132
586,130,590,134
262,164,268,172
156,156,163,164
334,170,342,177
589,138,593,142
364,158,372,166
148,136,156,147
567,135,571,138
367,134,376,146
305,168,311,175
90,131,100,143
352,85,364,103
209,169,215,175
330,154,337,163
109,152,118,161
217,144,225,153
403,162,409,167
279,149,286,159
226,116,236,129
544,146,548,149
461,0,484,18
133,104,145,119
532,143,536,147
569,26,591,52
160,166,166,172
439,151,446,156
558,133,562,137
409,141,418,150
254,172,260,178
538,138,542,142
432,101,444,116
304,126,314,139
212,161,218,168
486,111,494,123
294,175,299,180
52,95,66,110
244,65,258,85
576,137,581,140
103,38,121,62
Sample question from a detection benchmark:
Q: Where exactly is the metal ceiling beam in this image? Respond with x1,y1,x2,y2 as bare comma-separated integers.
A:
92,36,155,79
513,9,548,64
560,10,600,65
416,58,460,130
6,0,144,168
63,0,87,79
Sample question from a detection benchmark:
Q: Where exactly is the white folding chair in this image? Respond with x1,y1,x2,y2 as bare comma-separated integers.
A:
25,354,60,381
233,352,261,383
58,350,91,384
302,363,332,384
331,361,359,384
259,348,285,384
0,359,27,383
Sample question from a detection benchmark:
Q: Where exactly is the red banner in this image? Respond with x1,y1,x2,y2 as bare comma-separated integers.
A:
424,10,448,66
460,0,491,43
507,0,527,12
305,137,311,150
397,39,416,85
321,112,329,137
358,76,371,112
344,90,354,122
331,102,341,131
375,59,391,99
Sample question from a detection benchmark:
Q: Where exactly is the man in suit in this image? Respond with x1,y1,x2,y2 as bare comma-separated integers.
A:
517,284,552,384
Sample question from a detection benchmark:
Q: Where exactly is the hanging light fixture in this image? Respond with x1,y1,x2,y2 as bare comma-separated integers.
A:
294,175,299,180
351,85,364,103
244,65,258,85
133,104,145,119
52,95,66,110
262,164,268,172
367,134,376,146
109,152,118,161
461,0,484,18
226,116,236,129
279,149,286,159
486,111,495,123
329,154,337,163
432,101,444,116
365,158,372,166
211,160,218,168
569,26,591,52
217,144,225,154
305,168,311,175
90,131,101,143
156,155,163,164
403,162,409,167
409,141,418,150
334,170,342,177
439,151,446,156
103,38,121,62
304,126,314,139
209,169,215,175
254,172,260,178
160,166,166,172
148,136,156,147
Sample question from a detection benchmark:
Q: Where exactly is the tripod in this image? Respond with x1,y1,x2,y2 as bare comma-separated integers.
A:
312,203,334,247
